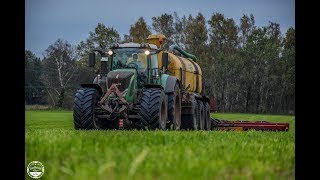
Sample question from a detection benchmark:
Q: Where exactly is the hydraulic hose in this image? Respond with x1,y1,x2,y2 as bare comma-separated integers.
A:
169,45,198,62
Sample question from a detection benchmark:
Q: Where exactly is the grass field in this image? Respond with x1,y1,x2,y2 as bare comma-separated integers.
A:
25,110,295,180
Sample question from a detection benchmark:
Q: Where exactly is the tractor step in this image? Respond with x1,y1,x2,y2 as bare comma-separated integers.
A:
211,118,289,131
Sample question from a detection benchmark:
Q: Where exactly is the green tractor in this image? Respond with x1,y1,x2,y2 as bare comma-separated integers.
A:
73,34,211,130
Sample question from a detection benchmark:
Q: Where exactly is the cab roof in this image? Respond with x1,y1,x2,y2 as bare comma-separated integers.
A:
111,42,158,50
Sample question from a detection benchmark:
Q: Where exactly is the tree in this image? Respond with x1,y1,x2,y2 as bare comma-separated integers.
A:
129,17,151,43
281,27,295,113
77,23,120,57
207,13,239,112
208,13,239,54
122,34,133,43
172,12,187,47
41,39,77,108
152,13,175,48
76,23,120,83
239,14,256,46
25,50,46,104
152,13,174,38
184,13,208,67
237,21,284,113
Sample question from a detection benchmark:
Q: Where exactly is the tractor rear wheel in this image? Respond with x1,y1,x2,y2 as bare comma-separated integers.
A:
181,97,198,130
198,100,205,130
167,83,181,130
204,102,211,130
139,88,167,130
73,88,100,130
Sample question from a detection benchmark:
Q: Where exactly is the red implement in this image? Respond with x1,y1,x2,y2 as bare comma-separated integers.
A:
211,118,289,131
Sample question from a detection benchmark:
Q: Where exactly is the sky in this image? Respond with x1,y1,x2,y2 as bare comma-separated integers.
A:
26,0,295,58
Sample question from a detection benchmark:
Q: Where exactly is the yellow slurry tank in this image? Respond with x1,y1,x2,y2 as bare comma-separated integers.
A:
148,34,202,94
167,53,202,93
158,52,202,93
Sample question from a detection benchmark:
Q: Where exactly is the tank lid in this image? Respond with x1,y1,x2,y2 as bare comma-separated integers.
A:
147,34,166,48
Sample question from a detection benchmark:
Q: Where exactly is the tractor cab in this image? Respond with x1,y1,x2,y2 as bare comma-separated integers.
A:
107,43,161,87
108,43,160,88
89,42,162,87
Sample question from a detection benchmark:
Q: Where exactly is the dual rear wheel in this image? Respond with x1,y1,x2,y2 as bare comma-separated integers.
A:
181,98,211,131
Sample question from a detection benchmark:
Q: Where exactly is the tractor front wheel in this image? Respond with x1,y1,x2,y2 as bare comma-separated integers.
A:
139,88,167,130
73,88,100,130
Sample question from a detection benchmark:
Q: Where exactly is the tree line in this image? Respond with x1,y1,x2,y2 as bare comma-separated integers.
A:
25,12,295,114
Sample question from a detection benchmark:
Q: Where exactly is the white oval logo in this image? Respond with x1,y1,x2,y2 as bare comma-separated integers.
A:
27,161,44,179
116,74,119,79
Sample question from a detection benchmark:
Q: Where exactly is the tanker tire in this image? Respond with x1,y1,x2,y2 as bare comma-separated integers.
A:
204,102,211,130
167,83,181,130
198,100,205,130
139,88,167,130
181,98,198,130
73,88,99,130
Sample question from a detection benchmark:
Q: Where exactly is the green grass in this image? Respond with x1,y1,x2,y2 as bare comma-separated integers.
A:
25,111,295,180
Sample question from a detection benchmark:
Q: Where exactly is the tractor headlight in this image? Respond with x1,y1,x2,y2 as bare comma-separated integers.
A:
144,50,150,55
108,50,113,55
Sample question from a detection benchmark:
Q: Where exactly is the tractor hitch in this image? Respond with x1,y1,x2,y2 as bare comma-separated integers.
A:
98,83,128,113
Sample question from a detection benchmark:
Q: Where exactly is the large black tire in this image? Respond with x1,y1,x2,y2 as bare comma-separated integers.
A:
197,100,205,130
139,88,167,130
181,97,198,130
73,88,99,130
167,83,181,130
204,102,211,130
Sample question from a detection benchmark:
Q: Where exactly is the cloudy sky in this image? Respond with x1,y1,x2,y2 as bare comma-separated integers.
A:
26,0,295,58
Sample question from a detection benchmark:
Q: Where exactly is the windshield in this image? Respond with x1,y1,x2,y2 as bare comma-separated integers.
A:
112,48,149,72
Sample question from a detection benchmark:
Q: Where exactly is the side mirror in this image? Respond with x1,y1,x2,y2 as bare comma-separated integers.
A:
88,52,96,67
162,52,169,67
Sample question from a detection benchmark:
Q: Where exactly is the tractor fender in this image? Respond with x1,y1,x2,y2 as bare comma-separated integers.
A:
80,84,102,95
165,76,180,93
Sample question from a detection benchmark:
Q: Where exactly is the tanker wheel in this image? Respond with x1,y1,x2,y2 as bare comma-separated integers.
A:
139,88,167,130
73,88,100,130
197,100,205,130
204,102,211,130
181,98,198,130
167,83,181,130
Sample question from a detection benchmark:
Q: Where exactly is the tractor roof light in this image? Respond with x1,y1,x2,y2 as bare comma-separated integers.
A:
144,50,150,55
140,43,150,48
